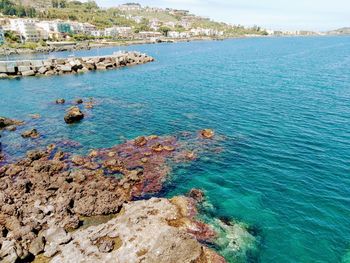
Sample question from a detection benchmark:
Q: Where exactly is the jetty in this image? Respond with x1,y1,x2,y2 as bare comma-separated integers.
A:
0,51,154,79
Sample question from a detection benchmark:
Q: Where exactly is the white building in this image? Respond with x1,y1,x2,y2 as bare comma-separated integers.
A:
10,19,40,42
81,23,97,34
190,28,223,37
131,16,143,24
90,30,105,37
149,18,161,31
104,26,132,38
168,31,191,38
118,3,142,11
138,31,162,39
164,21,177,29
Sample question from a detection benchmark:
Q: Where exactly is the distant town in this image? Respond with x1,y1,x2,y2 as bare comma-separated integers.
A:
0,1,349,48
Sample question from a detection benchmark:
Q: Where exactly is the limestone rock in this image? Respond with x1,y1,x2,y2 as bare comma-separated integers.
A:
200,129,215,139
64,106,84,124
21,128,39,139
51,198,225,263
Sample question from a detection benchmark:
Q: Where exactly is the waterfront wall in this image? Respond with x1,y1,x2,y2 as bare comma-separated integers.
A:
0,51,154,78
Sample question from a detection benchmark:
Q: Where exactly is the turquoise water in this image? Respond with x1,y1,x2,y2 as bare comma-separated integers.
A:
1,37,350,262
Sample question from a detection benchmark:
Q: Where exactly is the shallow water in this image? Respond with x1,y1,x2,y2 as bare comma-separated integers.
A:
1,36,350,262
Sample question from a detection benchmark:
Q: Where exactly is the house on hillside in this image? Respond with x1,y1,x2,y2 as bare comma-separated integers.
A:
104,26,133,38
138,31,162,39
10,19,41,42
118,3,142,11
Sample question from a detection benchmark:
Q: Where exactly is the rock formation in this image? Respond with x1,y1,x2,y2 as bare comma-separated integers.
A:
0,52,154,79
64,107,85,124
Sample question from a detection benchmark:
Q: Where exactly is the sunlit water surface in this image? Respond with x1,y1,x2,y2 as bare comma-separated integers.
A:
1,37,350,263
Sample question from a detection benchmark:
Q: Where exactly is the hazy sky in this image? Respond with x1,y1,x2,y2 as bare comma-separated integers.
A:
93,0,350,31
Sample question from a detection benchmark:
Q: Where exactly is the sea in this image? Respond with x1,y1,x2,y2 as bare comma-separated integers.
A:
1,36,350,263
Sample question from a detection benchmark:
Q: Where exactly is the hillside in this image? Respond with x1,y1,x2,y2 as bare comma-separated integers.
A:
327,27,350,35
0,0,267,36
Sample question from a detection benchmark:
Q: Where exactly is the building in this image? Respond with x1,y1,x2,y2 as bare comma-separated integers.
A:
57,22,72,34
131,16,143,24
168,31,191,39
190,28,224,37
149,18,161,31
0,26,5,45
138,31,162,39
10,19,40,42
118,3,142,11
164,22,177,29
81,23,97,34
168,9,190,16
104,26,132,38
90,30,105,38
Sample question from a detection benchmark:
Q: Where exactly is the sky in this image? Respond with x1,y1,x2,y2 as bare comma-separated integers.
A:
93,0,350,31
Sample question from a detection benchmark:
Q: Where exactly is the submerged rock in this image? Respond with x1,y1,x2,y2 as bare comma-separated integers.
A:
200,129,215,139
64,106,84,124
0,131,233,262
0,117,23,130
55,98,65,104
75,98,83,104
50,198,226,263
188,188,205,203
21,128,39,139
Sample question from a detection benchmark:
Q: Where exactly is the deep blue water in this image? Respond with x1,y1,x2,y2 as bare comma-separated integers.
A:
1,37,350,263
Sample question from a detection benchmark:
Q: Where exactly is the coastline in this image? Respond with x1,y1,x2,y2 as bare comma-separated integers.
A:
0,114,257,262
0,34,340,58
0,36,251,58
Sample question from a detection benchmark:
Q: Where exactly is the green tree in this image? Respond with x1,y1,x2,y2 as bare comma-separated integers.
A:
159,26,171,36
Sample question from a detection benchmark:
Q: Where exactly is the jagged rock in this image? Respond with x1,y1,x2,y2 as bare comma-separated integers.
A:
50,198,226,263
134,136,147,147
5,125,16,131
21,128,39,139
188,189,205,202
200,129,215,139
0,131,229,263
21,70,35,76
28,113,41,119
64,107,84,124
55,98,65,104
0,117,23,129
75,98,83,104
29,236,44,256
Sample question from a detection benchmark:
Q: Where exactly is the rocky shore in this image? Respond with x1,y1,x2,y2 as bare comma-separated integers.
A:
0,51,154,79
0,43,91,57
0,114,257,262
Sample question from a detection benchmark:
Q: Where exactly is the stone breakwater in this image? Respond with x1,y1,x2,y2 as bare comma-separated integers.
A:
0,51,154,79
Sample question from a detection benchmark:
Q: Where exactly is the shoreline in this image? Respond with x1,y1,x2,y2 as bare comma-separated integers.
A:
0,34,343,59
0,114,257,262
0,36,255,58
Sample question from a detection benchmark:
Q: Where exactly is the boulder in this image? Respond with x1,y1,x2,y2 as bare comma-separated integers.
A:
21,129,40,139
38,67,48,74
188,188,205,202
64,107,84,124
0,117,23,129
60,65,72,72
75,99,83,104
21,70,35,76
200,129,215,139
18,66,31,72
55,98,65,104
